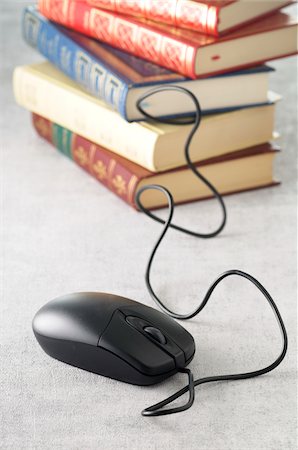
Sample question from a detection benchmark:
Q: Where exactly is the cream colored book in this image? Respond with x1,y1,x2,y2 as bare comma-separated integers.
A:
13,61,278,172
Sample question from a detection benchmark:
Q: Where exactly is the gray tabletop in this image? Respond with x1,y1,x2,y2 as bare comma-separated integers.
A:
1,3,297,450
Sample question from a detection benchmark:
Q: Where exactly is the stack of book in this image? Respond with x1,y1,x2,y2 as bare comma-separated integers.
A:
14,1,297,209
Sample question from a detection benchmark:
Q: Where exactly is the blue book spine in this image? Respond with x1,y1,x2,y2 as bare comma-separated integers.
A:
22,7,129,120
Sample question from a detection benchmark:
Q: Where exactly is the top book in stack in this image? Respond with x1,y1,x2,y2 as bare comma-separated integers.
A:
38,0,297,78
86,0,293,35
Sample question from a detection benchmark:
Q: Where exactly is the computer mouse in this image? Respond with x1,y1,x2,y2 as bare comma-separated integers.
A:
32,292,195,385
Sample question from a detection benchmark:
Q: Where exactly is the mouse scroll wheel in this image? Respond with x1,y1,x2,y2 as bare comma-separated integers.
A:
143,326,167,345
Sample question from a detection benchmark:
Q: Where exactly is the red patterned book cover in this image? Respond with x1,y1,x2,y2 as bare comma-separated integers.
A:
88,0,219,35
86,0,293,36
32,113,278,210
38,0,297,78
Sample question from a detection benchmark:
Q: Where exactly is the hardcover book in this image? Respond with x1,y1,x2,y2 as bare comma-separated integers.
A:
14,62,279,172
87,0,293,36
23,6,273,121
38,0,298,78
32,113,279,210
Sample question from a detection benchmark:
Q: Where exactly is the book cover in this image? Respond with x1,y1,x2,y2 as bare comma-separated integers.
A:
87,0,292,36
13,62,278,173
38,0,298,78
32,113,279,210
23,6,273,121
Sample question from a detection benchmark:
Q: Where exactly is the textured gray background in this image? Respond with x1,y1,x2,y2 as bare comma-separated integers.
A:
1,2,297,450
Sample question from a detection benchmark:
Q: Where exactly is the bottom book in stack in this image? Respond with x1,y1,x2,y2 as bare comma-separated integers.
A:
32,113,279,210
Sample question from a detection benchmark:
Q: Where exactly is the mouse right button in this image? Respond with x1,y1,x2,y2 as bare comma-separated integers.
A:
98,310,175,376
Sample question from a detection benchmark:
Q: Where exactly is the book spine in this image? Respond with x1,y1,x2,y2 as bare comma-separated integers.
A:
38,0,197,78
87,0,219,36
32,113,140,208
13,65,158,171
22,7,129,118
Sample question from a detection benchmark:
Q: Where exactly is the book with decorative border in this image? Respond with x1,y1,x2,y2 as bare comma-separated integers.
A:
32,113,280,210
23,6,274,121
38,0,298,78
87,0,293,36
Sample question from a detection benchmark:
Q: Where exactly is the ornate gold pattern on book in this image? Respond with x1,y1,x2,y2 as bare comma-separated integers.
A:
112,174,127,195
93,160,108,180
127,175,138,204
75,51,92,87
89,9,112,40
35,118,50,138
74,146,89,166
107,159,116,185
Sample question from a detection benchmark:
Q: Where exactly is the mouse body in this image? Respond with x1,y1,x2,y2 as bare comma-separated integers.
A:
33,292,195,385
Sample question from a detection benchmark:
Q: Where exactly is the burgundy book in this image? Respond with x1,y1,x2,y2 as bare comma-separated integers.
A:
32,113,279,210
87,0,293,36
38,0,298,78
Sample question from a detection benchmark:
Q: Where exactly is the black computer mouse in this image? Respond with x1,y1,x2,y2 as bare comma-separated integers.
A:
32,292,195,385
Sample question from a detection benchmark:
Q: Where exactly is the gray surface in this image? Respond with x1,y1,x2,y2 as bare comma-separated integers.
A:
1,2,297,450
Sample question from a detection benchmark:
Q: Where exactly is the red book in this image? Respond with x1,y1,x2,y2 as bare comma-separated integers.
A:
38,0,298,78
86,0,293,36
32,113,279,210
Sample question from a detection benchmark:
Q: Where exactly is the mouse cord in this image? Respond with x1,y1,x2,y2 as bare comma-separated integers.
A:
137,185,288,417
136,85,227,238
135,87,288,417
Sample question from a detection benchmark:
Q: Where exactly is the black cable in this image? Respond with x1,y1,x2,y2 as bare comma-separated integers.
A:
142,368,195,417
135,86,288,417
136,86,227,238
137,185,288,417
